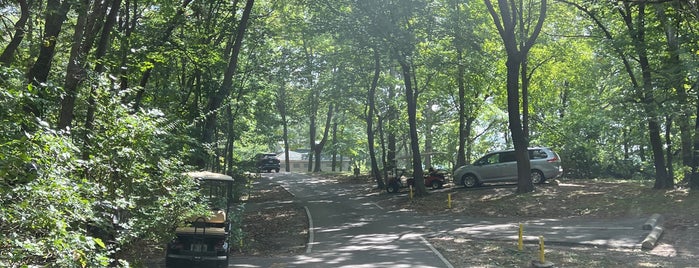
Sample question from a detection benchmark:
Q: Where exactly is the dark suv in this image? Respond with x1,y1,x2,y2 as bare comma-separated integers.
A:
256,153,280,173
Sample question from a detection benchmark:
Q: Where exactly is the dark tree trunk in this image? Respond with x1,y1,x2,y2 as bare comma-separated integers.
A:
59,0,111,129
456,48,468,169
0,0,29,65
521,57,530,141
25,0,72,118
484,0,546,194
276,70,291,172
665,116,674,180
26,0,71,85
313,104,333,172
331,104,339,172
397,56,427,196
58,0,92,129
199,0,254,168
657,3,692,182
691,91,699,189
507,57,534,193
624,2,671,189
82,0,121,161
367,49,384,188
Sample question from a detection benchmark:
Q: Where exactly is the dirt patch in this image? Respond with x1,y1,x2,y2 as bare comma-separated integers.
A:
231,176,307,257
237,174,699,267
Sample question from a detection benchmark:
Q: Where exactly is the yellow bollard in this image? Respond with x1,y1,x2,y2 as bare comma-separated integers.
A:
539,236,545,263
409,185,413,200
518,224,523,251
447,193,452,209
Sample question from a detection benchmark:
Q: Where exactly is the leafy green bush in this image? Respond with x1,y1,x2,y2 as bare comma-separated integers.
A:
1,70,209,267
0,123,111,267
77,89,209,265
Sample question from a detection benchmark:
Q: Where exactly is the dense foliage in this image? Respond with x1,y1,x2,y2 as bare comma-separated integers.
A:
2,0,699,265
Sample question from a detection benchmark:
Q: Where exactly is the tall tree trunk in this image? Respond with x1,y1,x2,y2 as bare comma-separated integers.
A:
276,70,291,172
0,0,29,65
506,57,534,193
521,57,530,141
82,0,121,160
58,0,110,129
657,2,692,182
665,116,674,180
58,0,91,129
199,0,254,167
25,0,72,118
367,49,384,188
331,104,339,172
691,92,699,189
485,0,546,194
623,2,671,189
455,48,468,169
397,56,427,196
313,104,334,172
26,0,72,85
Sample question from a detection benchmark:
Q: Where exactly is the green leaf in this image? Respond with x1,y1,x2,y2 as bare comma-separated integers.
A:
93,238,106,249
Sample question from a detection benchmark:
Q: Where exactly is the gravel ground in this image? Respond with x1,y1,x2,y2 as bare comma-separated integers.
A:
237,174,699,267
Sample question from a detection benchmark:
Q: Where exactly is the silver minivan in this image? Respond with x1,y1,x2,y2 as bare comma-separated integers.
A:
454,147,563,188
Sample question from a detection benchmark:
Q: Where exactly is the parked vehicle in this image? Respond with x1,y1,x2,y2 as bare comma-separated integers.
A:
407,167,446,190
454,147,562,188
386,168,447,193
256,153,280,173
166,171,234,268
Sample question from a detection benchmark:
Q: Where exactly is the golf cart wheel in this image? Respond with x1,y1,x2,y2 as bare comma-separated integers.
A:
461,174,478,188
218,256,229,268
431,181,443,190
386,182,399,193
530,170,545,184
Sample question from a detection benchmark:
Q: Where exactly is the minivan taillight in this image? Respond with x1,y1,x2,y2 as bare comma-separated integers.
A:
547,156,559,163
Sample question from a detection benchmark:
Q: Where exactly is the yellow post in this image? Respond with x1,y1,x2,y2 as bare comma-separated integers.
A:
539,236,545,263
518,224,523,251
447,193,452,209
409,185,413,200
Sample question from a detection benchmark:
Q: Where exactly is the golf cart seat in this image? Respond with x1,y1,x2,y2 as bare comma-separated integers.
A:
186,209,226,224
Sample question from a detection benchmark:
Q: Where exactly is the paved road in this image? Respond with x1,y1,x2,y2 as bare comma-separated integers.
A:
231,172,454,268
229,173,655,268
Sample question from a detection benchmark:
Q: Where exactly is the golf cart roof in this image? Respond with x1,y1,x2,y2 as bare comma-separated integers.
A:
185,171,234,182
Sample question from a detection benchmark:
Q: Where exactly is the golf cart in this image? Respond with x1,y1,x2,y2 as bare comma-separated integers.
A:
385,152,448,193
385,168,446,193
165,171,234,268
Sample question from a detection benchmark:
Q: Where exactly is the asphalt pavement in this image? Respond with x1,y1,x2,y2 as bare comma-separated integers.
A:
228,173,656,268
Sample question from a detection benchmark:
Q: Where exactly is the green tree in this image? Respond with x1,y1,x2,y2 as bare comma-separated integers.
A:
485,0,547,193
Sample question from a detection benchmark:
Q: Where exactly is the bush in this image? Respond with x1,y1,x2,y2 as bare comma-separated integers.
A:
0,73,208,267
0,124,111,267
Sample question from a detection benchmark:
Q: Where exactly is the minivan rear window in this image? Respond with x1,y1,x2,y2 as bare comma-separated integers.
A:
529,149,548,159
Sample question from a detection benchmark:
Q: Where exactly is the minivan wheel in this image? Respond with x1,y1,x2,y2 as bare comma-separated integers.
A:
530,170,545,184
461,174,478,188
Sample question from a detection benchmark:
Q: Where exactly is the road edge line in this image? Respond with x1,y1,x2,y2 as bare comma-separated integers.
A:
419,235,454,268
305,206,314,254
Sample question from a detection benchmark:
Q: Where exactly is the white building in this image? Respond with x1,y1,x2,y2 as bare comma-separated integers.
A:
277,150,351,172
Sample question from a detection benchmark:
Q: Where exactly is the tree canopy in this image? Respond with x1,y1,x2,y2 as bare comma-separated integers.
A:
2,0,699,265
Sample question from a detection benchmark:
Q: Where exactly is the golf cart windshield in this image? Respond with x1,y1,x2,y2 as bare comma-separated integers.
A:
186,171,234,209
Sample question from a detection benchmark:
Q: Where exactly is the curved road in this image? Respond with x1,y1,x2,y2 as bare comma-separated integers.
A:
232,172,453,268
229,172,659,267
